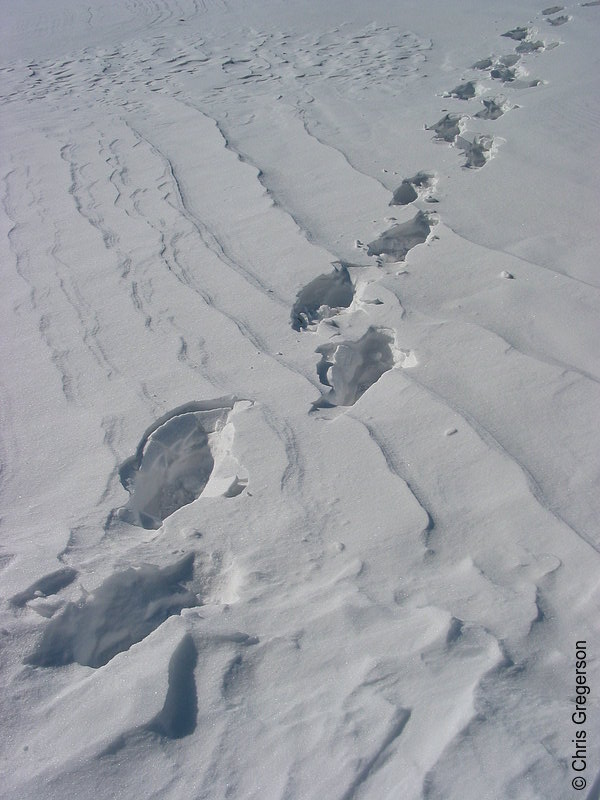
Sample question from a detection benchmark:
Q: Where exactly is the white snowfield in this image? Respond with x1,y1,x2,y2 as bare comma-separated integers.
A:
1,0,599,798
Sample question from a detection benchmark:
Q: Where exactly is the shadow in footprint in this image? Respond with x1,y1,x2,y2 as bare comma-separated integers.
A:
502,27,530,40
116,399,239,530
456,135,494,169
26,554,197,668
390,180,417,205
426,113,462,142
367,211,431,262
446,81,477,100
147,634,198,739
291,264,354,331
516,40,545,52
313,327,397,408
490,66,516,82
390,172,434,206
10,567,78,608
475,99,505,120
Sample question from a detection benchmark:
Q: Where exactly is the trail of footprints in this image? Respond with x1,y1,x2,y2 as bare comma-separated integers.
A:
11,3,590,742
426,5,577,169
297,7,574,405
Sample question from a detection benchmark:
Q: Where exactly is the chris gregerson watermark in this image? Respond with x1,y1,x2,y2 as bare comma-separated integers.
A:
571,640,590,791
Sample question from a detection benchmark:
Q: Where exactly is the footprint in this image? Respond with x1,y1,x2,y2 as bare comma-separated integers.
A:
498,54,520,67
456,135,495,169
390,180,418,205
445,81,477,100
581,1,600,6
502,27,531,41
26,554,197,668
390,171,435,206
475,99,506,120
490,65,517,82
489,53,523,81
426,113,463,142
542,5,564,12
472,57,493,70
515,40,545,52
312,327,402,408
547,14,570,24
115,399,246,529
10,567,78,608
367,211,432,262
291,263,354,331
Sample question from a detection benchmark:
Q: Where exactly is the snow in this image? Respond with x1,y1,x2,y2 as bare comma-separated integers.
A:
1,0,599,798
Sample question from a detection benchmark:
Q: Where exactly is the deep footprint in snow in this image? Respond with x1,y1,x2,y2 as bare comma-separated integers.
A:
490,65,517,82
426,113,463,142
367,211,431,262
312,327,413,408
547,14,570,24
542,4,564,12
115,399,247,530
445,81,477,100
291,263,354,331
26,555,197,668
390,171,434,206
390,180,417,205
489,55,521,81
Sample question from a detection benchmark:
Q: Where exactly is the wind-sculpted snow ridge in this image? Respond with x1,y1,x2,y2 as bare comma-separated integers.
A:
25,555,197,668
0,22,429,109
114,398,248,530
312,327,416,409
291,263,354,331
1,2,599,799
213,24,431,93
367,211,432,262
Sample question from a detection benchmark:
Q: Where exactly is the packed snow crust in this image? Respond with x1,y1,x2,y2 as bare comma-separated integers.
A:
1,1,599,798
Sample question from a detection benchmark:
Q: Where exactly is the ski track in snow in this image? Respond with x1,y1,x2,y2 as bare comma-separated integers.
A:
1,3,599,799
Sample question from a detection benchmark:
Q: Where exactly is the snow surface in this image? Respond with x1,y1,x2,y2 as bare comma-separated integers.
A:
1,0,599,798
